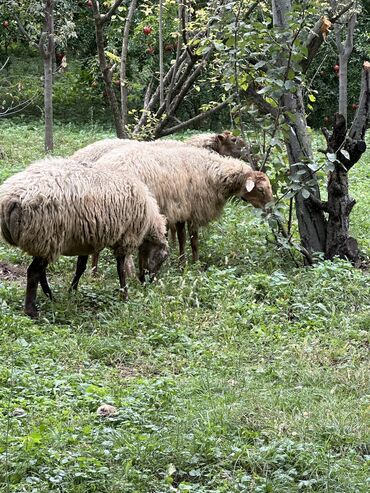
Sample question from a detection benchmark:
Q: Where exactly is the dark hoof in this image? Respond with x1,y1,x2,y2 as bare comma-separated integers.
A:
119,288,128,301
24,306,39,319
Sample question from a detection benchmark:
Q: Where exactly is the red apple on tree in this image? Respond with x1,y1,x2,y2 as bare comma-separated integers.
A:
333,64,340,73
352,103,359,110
324,116,330,123
143,26,152,35
3,20,9,28
146,46,154,55
87,0,93,8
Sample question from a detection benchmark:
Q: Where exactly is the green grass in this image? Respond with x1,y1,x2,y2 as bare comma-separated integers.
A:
0,120,369,492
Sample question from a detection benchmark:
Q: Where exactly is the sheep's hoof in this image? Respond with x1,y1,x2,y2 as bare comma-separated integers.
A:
119,288,129,301
24,305,39,319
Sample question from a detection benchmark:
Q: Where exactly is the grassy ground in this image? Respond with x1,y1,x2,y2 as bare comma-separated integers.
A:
0,120,369,493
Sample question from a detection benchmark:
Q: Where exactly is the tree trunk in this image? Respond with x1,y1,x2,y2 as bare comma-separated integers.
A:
272,0,327,255
323,113,358,261
120,0,137,136
333,10,356,123
338,58,348,121
91,0,125,138
43,50,54,152
41,0,55,153
159,0,164,106
326,166,358,261
283,90,327,253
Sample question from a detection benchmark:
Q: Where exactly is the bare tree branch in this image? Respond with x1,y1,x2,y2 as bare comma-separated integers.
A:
102,0,126,24
160,98,231,136
348,61,370,142
167,0,183,113
13,11,38,50
329,1,354,22
244,83,279,118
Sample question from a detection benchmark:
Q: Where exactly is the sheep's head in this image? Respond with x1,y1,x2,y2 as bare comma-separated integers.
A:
215,131,247,159
239,171,273,209
138,239,169,283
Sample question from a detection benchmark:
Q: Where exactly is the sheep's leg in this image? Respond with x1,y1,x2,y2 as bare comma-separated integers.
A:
176,222,186,262
91,252,100,276
169,225,177,245
69,256,88,292
25,256,48,318
189,226,199,262
40,269,53,300
116,254,128,300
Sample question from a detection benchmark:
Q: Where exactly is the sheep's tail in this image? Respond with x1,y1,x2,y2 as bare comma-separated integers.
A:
0,198,21,246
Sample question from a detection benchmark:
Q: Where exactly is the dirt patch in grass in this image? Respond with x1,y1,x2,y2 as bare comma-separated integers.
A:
0,261,26,281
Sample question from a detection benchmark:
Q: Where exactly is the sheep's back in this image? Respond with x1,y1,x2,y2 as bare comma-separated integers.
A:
0,160,152,262
71,138,132,163
95,143,249,227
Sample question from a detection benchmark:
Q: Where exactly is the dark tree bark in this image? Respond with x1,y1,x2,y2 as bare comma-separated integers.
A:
323,62,370,262
91,0,125,139
120,0,137,136
39,0,55,152
272,0,327,256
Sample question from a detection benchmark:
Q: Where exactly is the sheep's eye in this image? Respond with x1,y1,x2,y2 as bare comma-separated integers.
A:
257,186,264,193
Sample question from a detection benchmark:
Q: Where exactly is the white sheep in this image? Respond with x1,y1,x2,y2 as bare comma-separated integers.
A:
71,132,257,269
0,157,168,318
93,142,273,262
70,131,249,164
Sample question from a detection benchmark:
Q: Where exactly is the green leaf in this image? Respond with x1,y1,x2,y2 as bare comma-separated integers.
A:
105,51,120,63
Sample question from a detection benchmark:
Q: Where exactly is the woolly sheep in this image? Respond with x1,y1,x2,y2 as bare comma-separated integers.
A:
71,138,132,163
70,131,249,164
93,142,273,261
184,131,248,160
0,157,168,318
71,131,253,269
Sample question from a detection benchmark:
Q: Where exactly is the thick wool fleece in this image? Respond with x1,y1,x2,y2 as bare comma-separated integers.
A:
0,157,167,263
93,143,269,231
70,132,245,165
71,138,132,163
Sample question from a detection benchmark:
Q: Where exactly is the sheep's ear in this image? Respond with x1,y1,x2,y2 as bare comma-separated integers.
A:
246,178,255,192
217,134,225,143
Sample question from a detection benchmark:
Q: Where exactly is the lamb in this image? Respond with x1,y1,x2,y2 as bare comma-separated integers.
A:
0,157,168,318
92,142,273,262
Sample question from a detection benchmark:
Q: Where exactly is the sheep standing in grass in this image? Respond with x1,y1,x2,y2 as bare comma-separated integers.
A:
93,143,273,263
0,158,168,318
71,131,253,269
